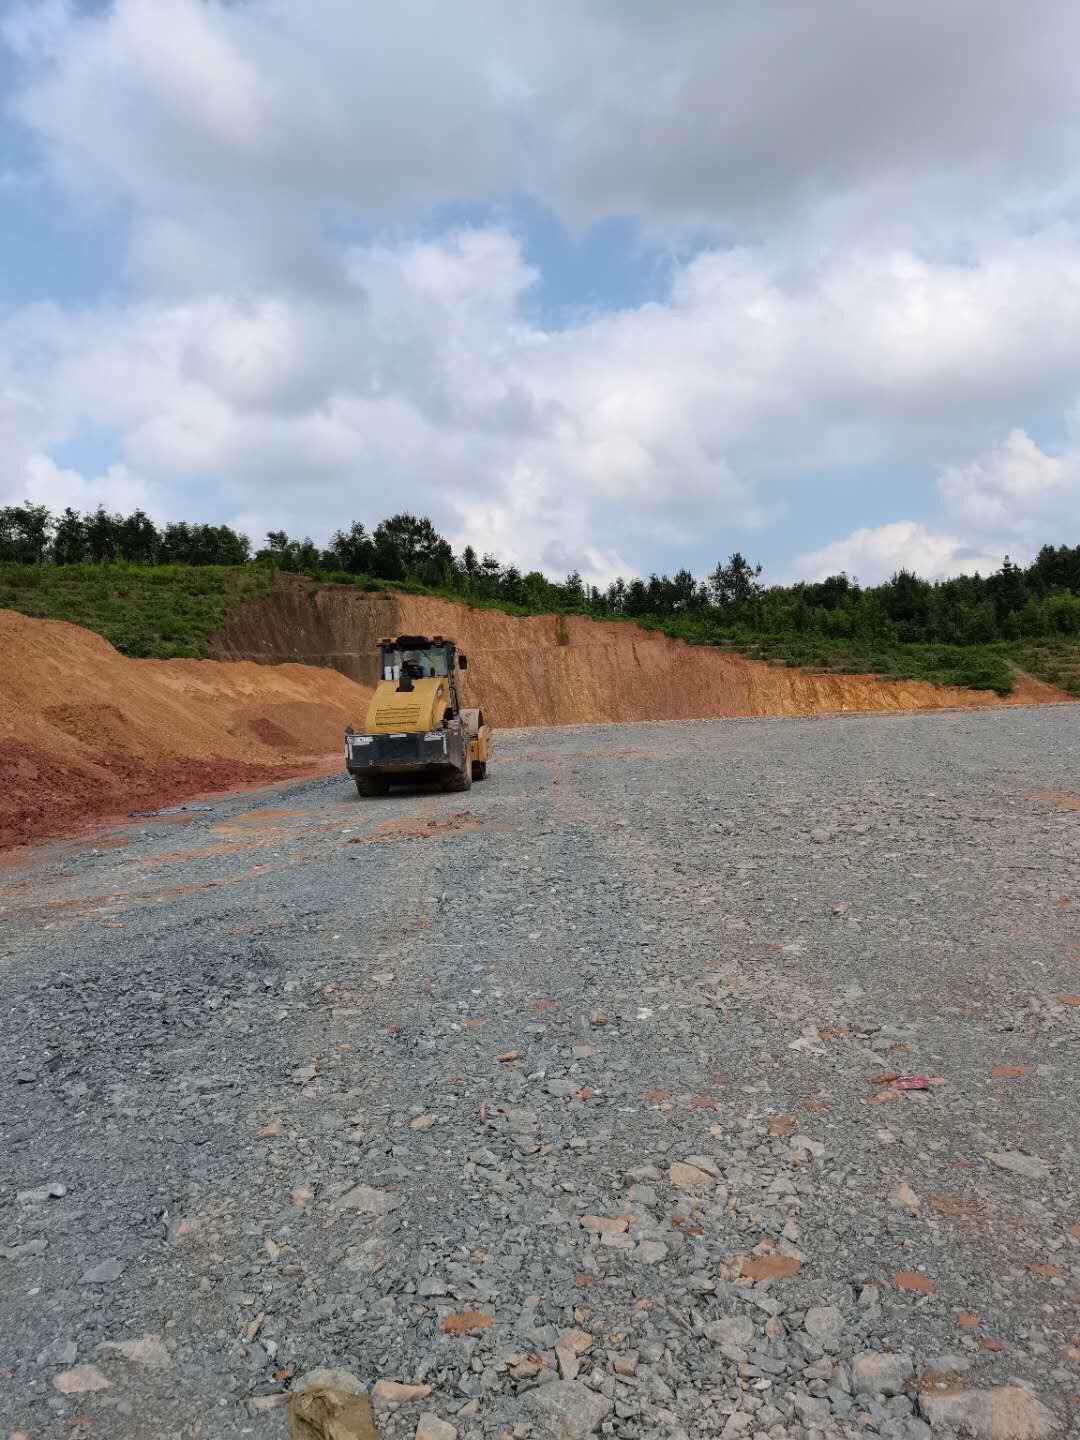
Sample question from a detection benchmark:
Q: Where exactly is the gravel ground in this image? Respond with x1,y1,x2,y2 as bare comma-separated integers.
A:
1,707,1077,1440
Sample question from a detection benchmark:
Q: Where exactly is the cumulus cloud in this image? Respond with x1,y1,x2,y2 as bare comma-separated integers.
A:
21,454,152,516
939,428,1078,537
8,0,1080,238
797,522,1007,585
4,1,1080,583
4,225,1080,582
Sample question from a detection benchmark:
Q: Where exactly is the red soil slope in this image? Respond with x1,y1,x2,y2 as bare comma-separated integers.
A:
0,610,371,849
209,581,1072,726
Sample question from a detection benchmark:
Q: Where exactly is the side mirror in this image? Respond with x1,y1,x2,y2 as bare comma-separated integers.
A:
458,654,468,669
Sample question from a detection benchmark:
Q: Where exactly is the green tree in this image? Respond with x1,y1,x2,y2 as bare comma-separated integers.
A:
708,552,763,606
0,503,53,563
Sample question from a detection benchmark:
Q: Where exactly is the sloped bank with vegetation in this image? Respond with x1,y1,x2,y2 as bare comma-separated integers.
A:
1,502,1079,697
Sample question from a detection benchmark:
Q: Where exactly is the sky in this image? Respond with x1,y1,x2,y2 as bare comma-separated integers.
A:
2,1,1080,586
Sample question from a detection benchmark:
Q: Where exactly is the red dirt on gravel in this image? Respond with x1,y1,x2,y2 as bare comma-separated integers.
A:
0,610,371,850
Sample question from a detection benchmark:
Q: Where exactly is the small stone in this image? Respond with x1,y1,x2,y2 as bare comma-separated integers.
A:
670,1161,715,1191
612,1352,638,1376
104,1334,171,1369
416,1416,457,1440
54,1365,110,1395
852,1352,915,1395
373,1380,433,1408
703,1316,756,1348
985,1153,1051,1182
39,1340,78,1367
526,1379,611,1437
335,1184,402,1214
293,1369,368,1396
291,1063,318,1084
794,1393,831,1424
409,1114,435,1131
556,1344,580,1381
251,1395,290,1413
803,1305,844,1349
635,1240,668,1264
557,1329,594,1357
920,1386,1060,1439
80,1258,125,1284
891,1182,921,1214
581,1215,628,1234
1,1238,47,1259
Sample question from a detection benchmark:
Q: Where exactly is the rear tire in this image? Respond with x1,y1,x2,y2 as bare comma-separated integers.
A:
444,762,472,792
355,774,389,797
472,760,487,781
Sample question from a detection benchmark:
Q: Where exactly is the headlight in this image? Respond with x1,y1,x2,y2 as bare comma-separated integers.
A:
352,735,374,746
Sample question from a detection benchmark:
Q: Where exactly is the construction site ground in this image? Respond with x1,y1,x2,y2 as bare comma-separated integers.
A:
0,708,1077,1440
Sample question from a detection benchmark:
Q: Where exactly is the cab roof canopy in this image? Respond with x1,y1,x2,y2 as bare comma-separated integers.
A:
384,634,455,648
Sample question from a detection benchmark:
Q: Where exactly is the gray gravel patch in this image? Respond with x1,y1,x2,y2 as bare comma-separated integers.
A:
0,706,1077,1439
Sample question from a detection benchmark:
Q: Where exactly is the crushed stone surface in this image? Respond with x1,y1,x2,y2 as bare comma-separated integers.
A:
0,707,1077,1440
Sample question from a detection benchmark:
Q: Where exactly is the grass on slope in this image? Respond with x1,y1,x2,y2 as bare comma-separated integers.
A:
0,563,444,659
2,562,1079,696
0,563,276,659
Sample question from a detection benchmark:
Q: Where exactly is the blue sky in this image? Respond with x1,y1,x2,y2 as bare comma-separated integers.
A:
2,0,1079,585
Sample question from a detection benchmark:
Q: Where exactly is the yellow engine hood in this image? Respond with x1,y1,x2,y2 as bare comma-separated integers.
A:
364,677,450,734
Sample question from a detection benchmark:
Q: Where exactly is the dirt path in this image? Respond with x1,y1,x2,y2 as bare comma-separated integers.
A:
0,708,1077,1440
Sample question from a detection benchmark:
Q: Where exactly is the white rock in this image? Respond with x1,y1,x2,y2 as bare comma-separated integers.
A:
335,1184,402,1214
556,1344,580,1380
635,1240,668,1264
985,1152,1051,1182
703,1315,756,1348
416,1416,457,1440
670,1161,715,1191
103,1334,171,1369
891,1181,922,1214
920,1386,1060,1439
372,1380,433,1408
803,1305,844,1349
526,1378,612,1437
852,1350,914,1395
292,1368,367,1396
54,1365,110,1395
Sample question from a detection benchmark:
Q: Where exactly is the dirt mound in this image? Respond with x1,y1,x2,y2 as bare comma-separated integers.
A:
209,580,1073,727
0,609,371,849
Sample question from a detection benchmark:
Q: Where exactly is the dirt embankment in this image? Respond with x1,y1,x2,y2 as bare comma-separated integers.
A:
0,609,372,849
209,579,1071,727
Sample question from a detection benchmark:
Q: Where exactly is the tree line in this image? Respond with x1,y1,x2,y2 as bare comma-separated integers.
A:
2,500,1079,644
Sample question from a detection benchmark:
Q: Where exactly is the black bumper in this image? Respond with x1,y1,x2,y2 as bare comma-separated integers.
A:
345,730,464,777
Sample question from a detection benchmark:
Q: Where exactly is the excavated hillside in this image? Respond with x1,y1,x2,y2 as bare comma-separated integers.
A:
0,609,372,849
208,580,1069,725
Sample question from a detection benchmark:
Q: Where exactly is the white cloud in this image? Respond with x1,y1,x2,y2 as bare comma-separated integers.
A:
8,0,1080,239
797,522,1007,585
939,428,1078,537
21,454,152,516
5,1,1080,584
4,226,1080,584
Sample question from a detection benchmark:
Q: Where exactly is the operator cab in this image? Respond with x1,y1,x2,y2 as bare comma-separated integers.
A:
379,634,468,703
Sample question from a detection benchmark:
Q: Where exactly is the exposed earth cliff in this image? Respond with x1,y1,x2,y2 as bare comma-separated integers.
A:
209,581,1068,727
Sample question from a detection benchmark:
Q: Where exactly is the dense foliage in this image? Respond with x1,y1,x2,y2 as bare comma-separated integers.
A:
2,501,1079,692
